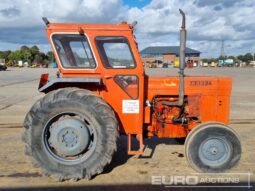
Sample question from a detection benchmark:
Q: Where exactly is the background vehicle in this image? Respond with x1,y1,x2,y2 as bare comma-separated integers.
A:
210,62,217,67
0,63,7,71
218,59,235,67
148,62,157,68
174,59,179,67
22,10,241,181
162,63,168,68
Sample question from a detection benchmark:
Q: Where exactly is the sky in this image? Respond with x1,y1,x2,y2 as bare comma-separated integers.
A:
0,0,254,58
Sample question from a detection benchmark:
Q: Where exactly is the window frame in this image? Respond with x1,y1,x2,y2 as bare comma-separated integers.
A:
51,33,97,70
94,36,137,69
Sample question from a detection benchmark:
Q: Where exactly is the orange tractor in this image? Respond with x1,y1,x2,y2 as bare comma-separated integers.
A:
22,10,241,181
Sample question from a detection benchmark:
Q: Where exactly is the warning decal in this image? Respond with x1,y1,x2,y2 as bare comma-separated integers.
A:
122,100,139,114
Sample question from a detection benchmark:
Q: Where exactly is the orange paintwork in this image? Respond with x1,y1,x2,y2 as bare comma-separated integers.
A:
45,22,232,143
145,76,232,124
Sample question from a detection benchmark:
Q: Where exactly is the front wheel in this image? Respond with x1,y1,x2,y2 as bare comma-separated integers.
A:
185,122,241,173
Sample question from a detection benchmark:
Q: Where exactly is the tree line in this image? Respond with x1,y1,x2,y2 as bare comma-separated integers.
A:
202,53,254,64
0,45,254,67
0,45,54,67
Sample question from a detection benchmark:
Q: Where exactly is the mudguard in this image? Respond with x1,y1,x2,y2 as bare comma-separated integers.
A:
38,75,102,93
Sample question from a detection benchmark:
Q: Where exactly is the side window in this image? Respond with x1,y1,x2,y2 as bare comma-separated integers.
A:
95,37,136,68
114,75,138,99
52,34,96,68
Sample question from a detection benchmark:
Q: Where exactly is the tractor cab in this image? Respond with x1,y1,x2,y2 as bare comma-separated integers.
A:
40,20,146,153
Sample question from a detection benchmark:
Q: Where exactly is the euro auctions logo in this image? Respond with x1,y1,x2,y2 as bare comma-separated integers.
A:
151,173,253,188
152,175,199,186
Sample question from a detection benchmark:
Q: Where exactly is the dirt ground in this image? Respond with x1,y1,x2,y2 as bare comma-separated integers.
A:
0,67,254,191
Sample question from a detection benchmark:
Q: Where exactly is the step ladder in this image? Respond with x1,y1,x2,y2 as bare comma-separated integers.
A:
127,133,144,155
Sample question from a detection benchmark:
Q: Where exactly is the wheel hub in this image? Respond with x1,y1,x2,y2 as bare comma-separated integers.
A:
209,147,218,155
63,133,74,144
199,137,231,167
48,117,90,157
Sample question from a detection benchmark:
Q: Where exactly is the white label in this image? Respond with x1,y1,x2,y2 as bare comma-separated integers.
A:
122,100,139,114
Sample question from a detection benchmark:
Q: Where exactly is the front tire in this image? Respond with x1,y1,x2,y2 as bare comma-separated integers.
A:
185,122,241,173
22,88,118,181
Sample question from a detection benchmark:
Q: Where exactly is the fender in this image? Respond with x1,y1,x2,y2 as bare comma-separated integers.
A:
38,74,103,93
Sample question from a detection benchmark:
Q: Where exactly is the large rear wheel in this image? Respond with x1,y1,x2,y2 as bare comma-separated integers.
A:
22,88,118,181
185,122,241,173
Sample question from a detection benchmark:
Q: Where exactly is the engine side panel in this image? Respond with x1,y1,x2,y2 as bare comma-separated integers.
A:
144,76,232,138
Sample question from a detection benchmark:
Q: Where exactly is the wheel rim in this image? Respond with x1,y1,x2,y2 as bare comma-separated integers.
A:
42,112,97,165
198,137,231,167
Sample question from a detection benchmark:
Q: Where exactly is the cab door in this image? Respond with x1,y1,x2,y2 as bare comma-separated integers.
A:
93,35,144,136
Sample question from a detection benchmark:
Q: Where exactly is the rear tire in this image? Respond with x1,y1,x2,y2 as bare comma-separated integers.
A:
185,122,241,173
22,88,118,181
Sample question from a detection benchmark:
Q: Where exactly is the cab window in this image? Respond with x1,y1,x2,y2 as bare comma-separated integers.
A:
114,75,138,99
95,36,136,68
52,34,96,69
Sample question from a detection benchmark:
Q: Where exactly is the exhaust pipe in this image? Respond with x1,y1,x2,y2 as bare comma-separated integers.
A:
179,9,186,72
178,9,186,105
162,9,186,106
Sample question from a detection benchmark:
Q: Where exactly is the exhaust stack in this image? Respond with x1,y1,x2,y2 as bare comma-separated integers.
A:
162,9,186,106
178,9,186,105
179,9,186,73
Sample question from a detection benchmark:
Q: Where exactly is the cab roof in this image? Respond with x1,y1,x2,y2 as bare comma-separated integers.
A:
46,22,133,31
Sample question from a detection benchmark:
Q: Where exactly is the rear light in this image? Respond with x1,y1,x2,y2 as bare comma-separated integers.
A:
38,73,49,89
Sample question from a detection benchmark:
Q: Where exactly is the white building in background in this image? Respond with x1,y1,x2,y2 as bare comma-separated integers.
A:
18,60,23,67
